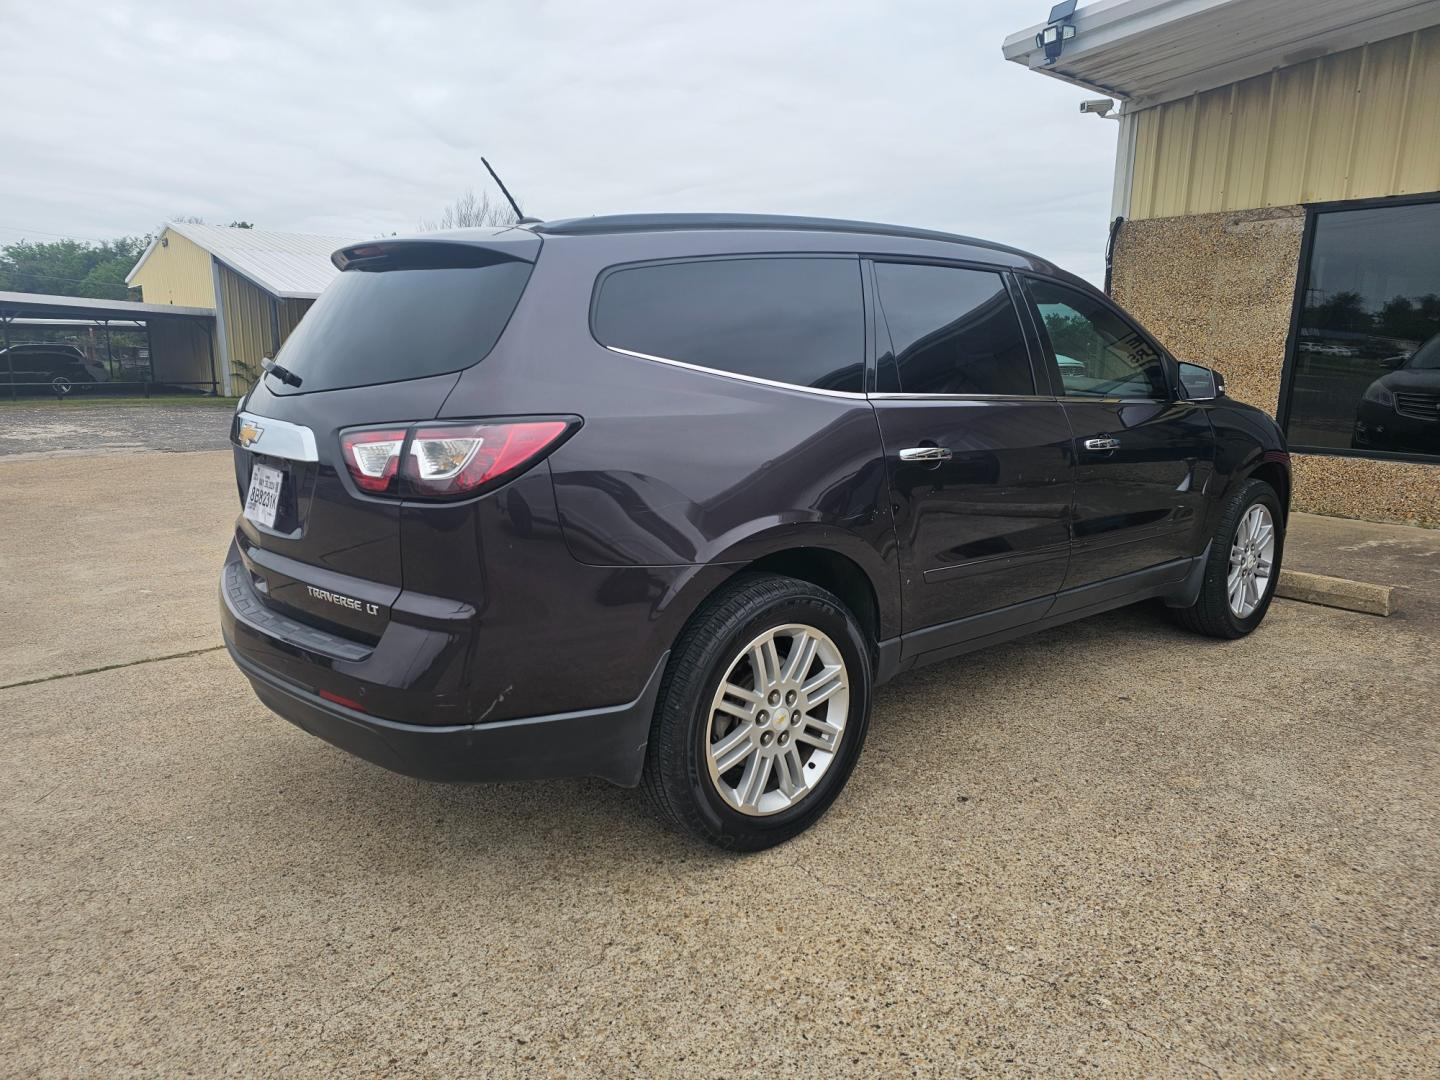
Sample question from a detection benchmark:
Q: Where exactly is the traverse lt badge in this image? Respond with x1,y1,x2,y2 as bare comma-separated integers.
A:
306,585,380,616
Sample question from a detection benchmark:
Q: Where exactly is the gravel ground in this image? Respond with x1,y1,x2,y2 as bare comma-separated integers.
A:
2,452,1438,1077
0,404,233,457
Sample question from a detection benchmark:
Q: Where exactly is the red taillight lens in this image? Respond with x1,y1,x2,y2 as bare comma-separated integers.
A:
340,429,406,493
405,420,570,498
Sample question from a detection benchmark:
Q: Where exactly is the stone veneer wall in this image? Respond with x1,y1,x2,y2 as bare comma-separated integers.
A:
1110,207,1440,529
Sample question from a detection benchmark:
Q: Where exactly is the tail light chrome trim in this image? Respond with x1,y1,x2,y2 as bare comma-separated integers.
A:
233,411,319,462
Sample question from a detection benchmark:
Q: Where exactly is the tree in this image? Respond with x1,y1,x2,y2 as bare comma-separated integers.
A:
422,189,519,231
164,216,254,228
0,236,151,301
1304,290,1372,334
1377,294,1440,344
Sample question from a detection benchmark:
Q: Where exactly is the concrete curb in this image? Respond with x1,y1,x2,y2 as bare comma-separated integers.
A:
1277,569,1394,616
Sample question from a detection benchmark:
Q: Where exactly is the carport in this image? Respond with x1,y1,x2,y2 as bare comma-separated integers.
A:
0,291,218,398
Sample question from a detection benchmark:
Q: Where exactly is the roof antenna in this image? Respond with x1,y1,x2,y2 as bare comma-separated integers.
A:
482,157,541,225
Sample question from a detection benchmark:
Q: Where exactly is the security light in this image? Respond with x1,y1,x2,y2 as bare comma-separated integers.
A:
1037,0,1078,63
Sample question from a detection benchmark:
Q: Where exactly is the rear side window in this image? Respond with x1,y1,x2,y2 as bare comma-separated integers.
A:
270,258,532,393
593,257,864,393
873,263,1034,395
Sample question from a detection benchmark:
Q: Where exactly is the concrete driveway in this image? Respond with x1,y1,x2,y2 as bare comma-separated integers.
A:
2,448,1437,1077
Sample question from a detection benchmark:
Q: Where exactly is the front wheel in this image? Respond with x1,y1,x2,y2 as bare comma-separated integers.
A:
1172,478,1284,638
641,573,873,851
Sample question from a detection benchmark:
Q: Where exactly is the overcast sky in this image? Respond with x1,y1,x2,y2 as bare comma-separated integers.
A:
0,0,1118,283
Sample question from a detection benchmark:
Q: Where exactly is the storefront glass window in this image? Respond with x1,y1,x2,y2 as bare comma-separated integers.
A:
1286,199,1440,459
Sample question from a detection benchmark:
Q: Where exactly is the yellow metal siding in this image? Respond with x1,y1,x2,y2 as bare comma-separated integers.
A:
1128,26,1440,219
217,264,276,396
128,229,216,307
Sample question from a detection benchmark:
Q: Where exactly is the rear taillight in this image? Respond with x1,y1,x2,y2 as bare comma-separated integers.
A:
339,418,576,499
340,429,406,493
407,421,569,497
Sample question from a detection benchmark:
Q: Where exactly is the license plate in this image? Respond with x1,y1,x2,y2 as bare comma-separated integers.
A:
244,463,284,529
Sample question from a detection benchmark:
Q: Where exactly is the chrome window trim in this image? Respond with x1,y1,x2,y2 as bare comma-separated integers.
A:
234,411,319,462
867,392,1167,404
867,392,1063,402
604,346,868,399
604,348,1169,407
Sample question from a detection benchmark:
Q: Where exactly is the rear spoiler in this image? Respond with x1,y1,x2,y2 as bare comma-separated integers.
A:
332,230,540,272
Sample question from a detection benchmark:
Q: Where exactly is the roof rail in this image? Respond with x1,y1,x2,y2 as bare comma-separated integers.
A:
530,213,1025,253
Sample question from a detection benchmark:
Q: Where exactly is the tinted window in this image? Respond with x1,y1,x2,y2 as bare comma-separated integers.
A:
873,263,1033,395
270,258,532,393
1029,280,1167,399
593,257,863,392
1286,200,1440,460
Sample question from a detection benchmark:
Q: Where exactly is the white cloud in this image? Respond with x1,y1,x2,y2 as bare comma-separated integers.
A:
0,0,1117,282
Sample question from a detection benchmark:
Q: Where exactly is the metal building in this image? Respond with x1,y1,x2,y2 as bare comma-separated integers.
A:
126,222,359,396
1005,0,1440,527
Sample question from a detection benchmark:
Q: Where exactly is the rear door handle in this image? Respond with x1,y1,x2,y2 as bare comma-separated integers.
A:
898,446,953,463
1084,437,1121,452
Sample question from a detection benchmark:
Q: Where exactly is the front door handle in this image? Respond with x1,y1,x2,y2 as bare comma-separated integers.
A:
1084,437,1121,452
898,446,953,463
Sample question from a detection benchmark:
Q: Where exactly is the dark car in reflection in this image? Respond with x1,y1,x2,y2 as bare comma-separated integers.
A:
220,213,1291,851
1353,331,1440,454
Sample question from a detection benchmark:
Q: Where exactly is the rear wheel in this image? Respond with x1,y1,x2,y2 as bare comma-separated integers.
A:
1172,478,1283,638
641,573,872,851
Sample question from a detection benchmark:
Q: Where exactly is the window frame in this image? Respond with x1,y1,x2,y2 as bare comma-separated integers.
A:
1016,272,1177,404
863,256,1053,401
1276,190,1440,466
588,251,869,399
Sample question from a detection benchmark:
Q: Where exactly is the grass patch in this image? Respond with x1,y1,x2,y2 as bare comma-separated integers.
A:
0,394,239,409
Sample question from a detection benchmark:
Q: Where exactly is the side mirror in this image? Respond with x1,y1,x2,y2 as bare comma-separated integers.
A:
1177,361,1224,401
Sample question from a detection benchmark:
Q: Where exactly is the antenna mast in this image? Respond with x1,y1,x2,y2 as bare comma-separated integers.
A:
481,157,533,223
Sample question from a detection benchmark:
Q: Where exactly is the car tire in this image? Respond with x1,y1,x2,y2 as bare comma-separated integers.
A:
641,572,873,851
1171,478,1284,639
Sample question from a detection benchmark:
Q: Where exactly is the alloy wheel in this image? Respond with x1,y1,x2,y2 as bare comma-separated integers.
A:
704,623,849,817
1227,503,1276,618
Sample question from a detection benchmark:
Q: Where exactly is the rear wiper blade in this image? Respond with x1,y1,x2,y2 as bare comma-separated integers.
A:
261,357,303,388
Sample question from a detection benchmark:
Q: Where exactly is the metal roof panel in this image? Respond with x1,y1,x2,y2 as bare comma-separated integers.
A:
0,290,215,320
160,222,363,299
1003,0,1440,107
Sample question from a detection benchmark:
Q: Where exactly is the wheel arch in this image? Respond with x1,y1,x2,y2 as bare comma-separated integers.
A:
663,537,898,659
742,547,886,644
1244,456,1291,521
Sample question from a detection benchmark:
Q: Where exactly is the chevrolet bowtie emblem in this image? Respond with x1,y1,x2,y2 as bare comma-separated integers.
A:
238,421,264,449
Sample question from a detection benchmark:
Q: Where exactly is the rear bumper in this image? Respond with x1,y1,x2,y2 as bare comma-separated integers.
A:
226,639,668,787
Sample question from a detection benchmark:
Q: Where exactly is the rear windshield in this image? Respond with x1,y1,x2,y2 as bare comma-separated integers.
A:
269,259,532,393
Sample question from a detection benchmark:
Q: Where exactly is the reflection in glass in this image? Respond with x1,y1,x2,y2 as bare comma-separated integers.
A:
1287,201,1440,458
1028,279,1167,399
